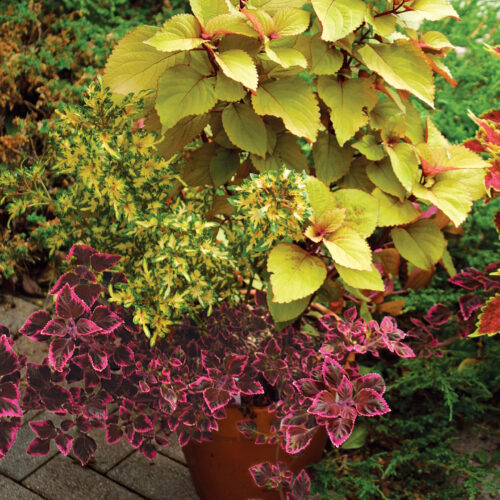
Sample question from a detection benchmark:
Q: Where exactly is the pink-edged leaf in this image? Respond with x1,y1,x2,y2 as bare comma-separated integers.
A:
67,245,96,265
325,416,355,447
355,388,390,417
29,420,56,440
74,266,97,282
125,427,143,449
356,374,385,395
134,414,154,433
73,434,97,465
49,338,75,372
236,419,258,439
113,345,135,367
0,417,21,458
0,382,21,417
140,441,157,460
294,378,322,398
289,469,311,500
249,462,280,489
88,349,108,372
76,318,101,336
74,284,101,308
463,138,484,153
0,335,19,377
27,437,51,457
42,385,73,412
106,424,123,445
458,294,484,321
60,420,74,432
55,284,88,319
19,310,51,341
426,304,451,325
41,318,68,337
49,272,79,295
285,425,316,455
264,338,281,357
337,376,354,403
309,390,341,418
90,252,121,272
392,341,415,358
91,306,123,332
485,161,500,193
227,355,248,376
322,358,347,389
473,294,500,336
178,431,190,447
236,374,264,395
55,433,73,456
203,387,231,412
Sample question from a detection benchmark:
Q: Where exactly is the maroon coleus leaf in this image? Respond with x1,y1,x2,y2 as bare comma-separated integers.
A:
0,335,19,377
474,294,500,336
252,352,287,386
249,462,281,489
56,284,88,319
392,341,415,359
125,427,143,449
67,245,96,266
322,358,347,389
134,414,154,434
325,416,355,447
309,391,340,418
113,345,135,367
42,318,68,337
72,434,97,465
29,420,57,440
355,374,385,395
0,418,21,458
236,373,264,396
288,469,311,500
203,387,232,412
426,304,451,326
0,382,21,417
91,306,123,332
88,349,108,372
264,337,281,357
226,355,248,376
449,269,483,290
55,433,73,456
19,310,51,341
463,138,484,153
74,284,101,308
90,252,121,272
41,385,73,412
236,420,258,439
458,294,485,321
27,437,52,457
294,378,322,398
74,265,97,282
49,272,79,295
140,441,157,460
485,161,500,194
355,389,390,417
49,338,75,372
106,424,123,445
76,318,101,336
284,425,316,455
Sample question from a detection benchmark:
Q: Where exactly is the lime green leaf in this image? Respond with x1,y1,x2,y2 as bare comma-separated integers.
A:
313,131,353,185
318,76,378,146
352,134,384,161
372,188,419,227
222,103,267,156
251,133,309,172
331,189,379,237
305,209,346,242
205,13,258,37
357,40,435,107
249,0,307,15
273,8,311,36
436,169,486,202
156,66,216,132
312,0,366,42
103,26,184,95
425,116,449,148
304,176,335,219
385,142,419,192
268,243,327,303
405,102,425,145
265,45,308,69
366,10,396,38
252,78,320,141
145,14,204,52
267,284,311,323
210,148,240,186
310,35,343,75
215,72,247,102
367,159,406,201
336,263,384,292
219,34,262,56
441,248,457,277
370,97,406,140
215,49,258,90
190,0,229,25
410,0,459,21
391,220,445,270
341,423,368,450
324,227,372,271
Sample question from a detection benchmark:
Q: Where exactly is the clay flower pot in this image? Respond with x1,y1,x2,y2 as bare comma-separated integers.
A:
183,406,327,500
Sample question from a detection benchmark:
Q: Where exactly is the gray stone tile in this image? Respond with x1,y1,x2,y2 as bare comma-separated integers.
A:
0,296,40,336
158,433,187,465
107,450,198,500
23,454,142,500
14,335,49,365
0,473,44,500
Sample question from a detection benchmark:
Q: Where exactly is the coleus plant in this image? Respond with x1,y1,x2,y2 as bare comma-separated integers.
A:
0,245,414,498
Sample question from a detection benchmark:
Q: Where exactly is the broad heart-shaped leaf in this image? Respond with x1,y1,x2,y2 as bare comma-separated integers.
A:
190,0,229,25
264,45,307,69
252,77,320,141
251,134,309,173
313,131,353,185
331,189,379,238
156,66,216,133
273,8,311,36
325,416,355,447
411,0,459,21
268,243,327,303
336,263,385,292
371,188,420,227
385,142,419,193
0,417,21,459
209,148,240,186
267,284,311,324
367,159,406,201
103,26,185,95
309,34,343,75
304,176,336,219
0,335,19,377
222,103,267,156
324,228,372,271
56,284,88,319
353,134,384,162
247,0,307,14
471,295,500,337
312,0,366,42
145,14,203,52
317,77,378,147
215,72,246,102
391,219,445,270
205,13,259,38
214,50,258,90
73,435,97,466
357,40,435,107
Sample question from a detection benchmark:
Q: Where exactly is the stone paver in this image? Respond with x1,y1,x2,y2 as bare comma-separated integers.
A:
159,433,187,465
14,334,49,365
0,296,39,336
107,450,198,500
0,473,44,500
23,454,143,500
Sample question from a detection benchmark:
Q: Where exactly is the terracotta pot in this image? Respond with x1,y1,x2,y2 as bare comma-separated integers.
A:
183,406,327,500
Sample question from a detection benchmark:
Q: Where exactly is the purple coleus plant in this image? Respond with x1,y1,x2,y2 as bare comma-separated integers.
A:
0,245,414,499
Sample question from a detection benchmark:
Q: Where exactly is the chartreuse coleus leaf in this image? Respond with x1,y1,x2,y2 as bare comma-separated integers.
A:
204,13,259,38
365,8,397,38
215,73,246,102
304,176,335,219
470,295,500,337
357,40,435,107
318,77,378,146
252,78,320,141
210,148,240,186
410,0,460,21
103,26,185,95
266,282,311,323
405,102,425,145
391,219,445,270
190,0,229,25
385,142,419,193
371,188,419,227
324,227,372,271
336,263,385,292
268,243,327,303
222,102,267,156
248,0,307,15
182,142,216,186
304,208,346,242
437,169,486,202
214,49,258,90
353,134,384,162
313,131,353,185
309,35,343,75
370,97,406,141
273,8,311,36
425,116,449,148
145,14,204,52
312,0,366,42
156,66,216,132
251,133,309,172
367,159,406,201
264,42,308,69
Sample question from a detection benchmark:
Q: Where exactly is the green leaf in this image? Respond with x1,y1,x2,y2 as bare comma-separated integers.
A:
265,45,308,69
305,176,335,219
338,158,375,192
336,263,384,292
273,8,311,36
205,13,259,37
267,284,311,323
215,50,258,90
405,102,425,145
313,131,353,185
366,10,397,38
190,0,229,25
385,142,419,192
305,209,346,242
352,134,384,161
391,220,445,270
268,243,327,303
318,77,378,146
372,188,419,227
341,422,368,450
312,0,366,42
145,14,204,52
182,143,217,186
370,97,406,140
252,78,320,141
248,0,307,15
156,66,216,132
251,133,309,172
103,26,185,95
215,72,247,102
210,148,240,186
357,40,435,107
441,248,457,277
410,0,459,21
324,227,372,271
222,103,267,156
367,159,406,201
437,169,486,202
309,35,343,75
